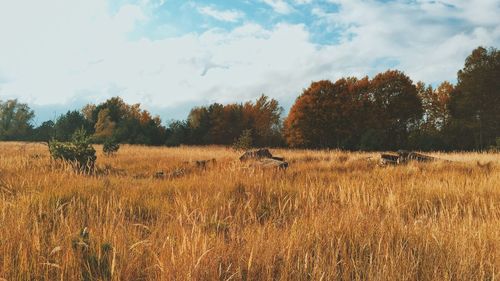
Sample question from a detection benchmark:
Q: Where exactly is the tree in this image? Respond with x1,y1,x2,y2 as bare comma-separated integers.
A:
32,120,55,142
81,104,97,123
284,80,335,148
103,138,120,156
165,120,190,147
188,107,211,144
233,129,253,151
368,70,422,149
449,46,500,150
245,94,283,147
49,128,96,173
408,81,454,150
284,71,421,150
90,97,166,145
55,110,92,141
284,78,370,149
418,81,454,132
0,99,34,140
182,95,283,147
93,109,116,142
92,97,128,124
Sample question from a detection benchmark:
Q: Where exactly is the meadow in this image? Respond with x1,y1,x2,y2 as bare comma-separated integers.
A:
0,142,499,281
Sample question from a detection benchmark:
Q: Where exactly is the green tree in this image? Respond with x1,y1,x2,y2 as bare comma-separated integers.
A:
55,110,92,141
91,97,166,145
449,46,500,150
165,120,190,147
233,129,253,151
369,70,423,149
49,128,97,173
187,107,211,144
33,120,55,142
103,138,120,156
0,99,34,140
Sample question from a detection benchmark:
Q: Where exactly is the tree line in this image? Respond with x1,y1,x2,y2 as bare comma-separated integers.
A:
0,46,498,151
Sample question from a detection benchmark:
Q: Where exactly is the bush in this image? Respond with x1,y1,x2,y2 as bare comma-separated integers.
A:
233,129,253,151
49,129,96,173
489,137,500,152
103,139,120,156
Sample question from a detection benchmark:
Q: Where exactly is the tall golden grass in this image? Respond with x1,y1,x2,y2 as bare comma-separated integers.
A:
0,142,499,280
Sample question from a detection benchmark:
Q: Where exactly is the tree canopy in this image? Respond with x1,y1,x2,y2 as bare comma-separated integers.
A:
284,71,422,150
2,45,498,151
448,46,500,150
0,99,34,141
172,94,283,147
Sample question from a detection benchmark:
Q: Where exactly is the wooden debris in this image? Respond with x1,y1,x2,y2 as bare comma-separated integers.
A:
380,153,400,165
258,158,289,169
239,149,273,161
380,150,437,165
240,149,289,169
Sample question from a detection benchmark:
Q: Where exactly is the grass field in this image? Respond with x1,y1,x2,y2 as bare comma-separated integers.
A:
0,142,499,280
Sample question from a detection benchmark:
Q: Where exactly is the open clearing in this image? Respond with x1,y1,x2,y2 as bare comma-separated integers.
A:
0,142,499,280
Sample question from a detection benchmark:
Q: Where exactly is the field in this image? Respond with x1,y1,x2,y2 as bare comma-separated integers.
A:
0,142,499,281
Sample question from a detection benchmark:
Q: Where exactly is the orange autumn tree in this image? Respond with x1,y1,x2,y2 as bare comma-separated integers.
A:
285,70,422,149
93,108,116,142
184,95,283,146
284,78,370,148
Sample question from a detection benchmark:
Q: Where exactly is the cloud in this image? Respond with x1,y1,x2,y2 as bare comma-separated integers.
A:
294,0,313,4
197,6,244,22
314,0,500,82
0,0,498,122
0,0,315,108
261,0,294,14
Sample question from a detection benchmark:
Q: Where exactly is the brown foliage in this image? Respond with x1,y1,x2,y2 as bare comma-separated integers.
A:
285,70,422,149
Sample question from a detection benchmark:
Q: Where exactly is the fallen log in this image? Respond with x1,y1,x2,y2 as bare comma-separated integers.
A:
239,148,273,161
240,149,289,169
380,151,437,165
252,158,289,170
380,153,399,165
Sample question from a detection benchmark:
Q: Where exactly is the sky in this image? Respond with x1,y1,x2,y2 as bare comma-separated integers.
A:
0,0,499,124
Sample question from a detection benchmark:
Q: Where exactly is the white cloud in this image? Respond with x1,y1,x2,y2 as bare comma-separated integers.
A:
315,0,500,83
197,6,244,22
0,0,316,107
261,0,294,14
294,0,313,4
0,0,498,119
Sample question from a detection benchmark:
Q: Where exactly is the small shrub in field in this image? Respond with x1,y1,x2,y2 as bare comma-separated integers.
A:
49,129,96,172
103,139,120,156
233,129,253,151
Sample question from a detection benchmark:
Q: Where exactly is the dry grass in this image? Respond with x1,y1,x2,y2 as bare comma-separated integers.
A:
0,142,499,280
